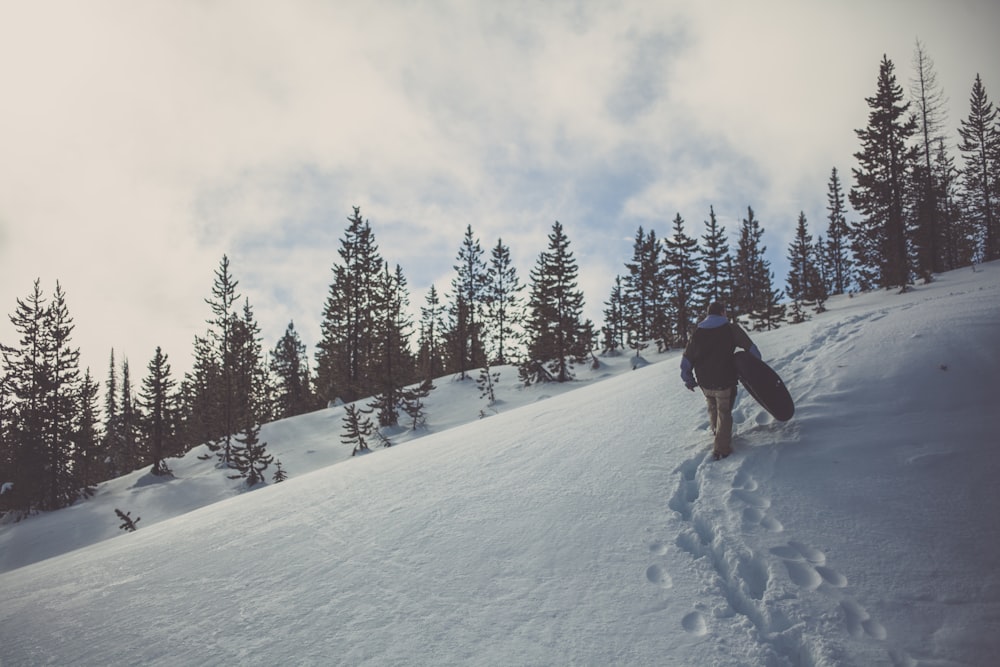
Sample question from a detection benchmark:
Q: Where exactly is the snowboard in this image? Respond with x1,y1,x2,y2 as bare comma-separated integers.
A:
733,351,794,422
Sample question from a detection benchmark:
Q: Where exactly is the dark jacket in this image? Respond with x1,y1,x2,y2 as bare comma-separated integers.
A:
680,315,759,390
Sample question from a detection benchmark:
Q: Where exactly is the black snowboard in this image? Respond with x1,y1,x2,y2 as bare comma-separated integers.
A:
733,351,794,422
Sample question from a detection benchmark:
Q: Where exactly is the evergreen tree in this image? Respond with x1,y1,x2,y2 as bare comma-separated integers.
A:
417,285,448,381
786,212,826,322
732,207,770,319
119,359,141,474
400,378,434,431
0,372,15,511
601,275,626,354
270,321,314,419
483,239,525,365
178,335,221,453
369,264,415,427
102,350,121,476
849,55,918,291
0,281,83,513
957,74,1000,262
341,403,374,456
203,255,241,465
934,139,976,269
45,282,83,509
447,225,488,378
139,347,177,476
315,207,385,403
520,222,593,384
750,270,786,332
663,213,703,347
229,420,272,487
909,40,950,279
823,167,854,294
699,205,732,308
73,369,103,493
622,226,667,347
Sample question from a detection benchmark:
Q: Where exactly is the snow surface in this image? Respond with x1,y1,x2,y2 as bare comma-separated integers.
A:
1,261,999,667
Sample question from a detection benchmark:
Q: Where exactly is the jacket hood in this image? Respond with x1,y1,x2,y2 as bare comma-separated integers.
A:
697,314,729,329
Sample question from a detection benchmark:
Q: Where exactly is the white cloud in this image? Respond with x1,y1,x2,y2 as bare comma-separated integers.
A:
1,0,997,376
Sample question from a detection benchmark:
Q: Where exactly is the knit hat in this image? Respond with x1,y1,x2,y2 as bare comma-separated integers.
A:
707,302,726,316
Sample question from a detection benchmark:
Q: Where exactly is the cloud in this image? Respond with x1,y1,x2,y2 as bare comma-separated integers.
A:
1,0,997,378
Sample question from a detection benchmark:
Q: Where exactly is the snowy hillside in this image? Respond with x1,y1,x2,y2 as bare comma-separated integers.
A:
1,261,999,667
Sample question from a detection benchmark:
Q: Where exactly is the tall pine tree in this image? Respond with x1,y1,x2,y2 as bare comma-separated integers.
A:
663,213,703,347
315,207,385,403
521,222,593,384
849,55,918,291
447,225,488,379
957,74,1000,262
823,168,854,295
483,239,524,365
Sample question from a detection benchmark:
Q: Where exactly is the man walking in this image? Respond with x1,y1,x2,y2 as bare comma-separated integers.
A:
680,302,760,460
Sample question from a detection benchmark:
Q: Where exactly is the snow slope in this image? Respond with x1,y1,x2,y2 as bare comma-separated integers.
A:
1,261,999,666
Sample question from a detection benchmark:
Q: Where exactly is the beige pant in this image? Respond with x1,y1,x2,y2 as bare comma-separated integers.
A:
702,386,736,456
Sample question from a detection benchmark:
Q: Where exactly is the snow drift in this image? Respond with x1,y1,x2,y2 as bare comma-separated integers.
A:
1,261,999,666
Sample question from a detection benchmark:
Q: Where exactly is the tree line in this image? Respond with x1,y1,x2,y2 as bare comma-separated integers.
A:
2,44,997,517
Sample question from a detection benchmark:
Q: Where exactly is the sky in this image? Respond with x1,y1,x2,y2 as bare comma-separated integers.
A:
1,0,999,379
1,260,998,665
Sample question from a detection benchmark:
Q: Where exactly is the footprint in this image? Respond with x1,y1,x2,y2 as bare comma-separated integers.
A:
770,545,804,561
646,564,673,588
759,515,784,532
649,540,668,556
730,488,771,509
733,470,758,491
681,611,708,635
841,599,886,640
782,560,822,591
789,541,826,565
744,508,783,533
816,566,847,588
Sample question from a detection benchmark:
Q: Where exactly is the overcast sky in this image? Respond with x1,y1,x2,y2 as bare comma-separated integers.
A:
2,0,998,379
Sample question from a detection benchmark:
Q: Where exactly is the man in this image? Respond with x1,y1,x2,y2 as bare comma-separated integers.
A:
680,302,760,460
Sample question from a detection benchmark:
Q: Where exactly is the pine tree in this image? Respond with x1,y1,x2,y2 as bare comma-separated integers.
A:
139,347,177,476
934,139,976,269
699,205,732,308
417,285,448,381
0,281,83,513
178,335,221,453
750,270,786,332
73,369,104,493
477,362,500,406
622,227,667,348
732,207,770,319
520,221,593,384
270,321,314,419
341,403,374,456
823,168,854,294
957,74,1000,262
369,264,415,427
400,379,434,431
483,239,525,365
119,359,141,474
663,213,703,347
316,207,385,403
447,225,488,378
601,275,626,354
229,421,272,487
849,55,918,291
203,255,241,465
909,40,950,279
786,212,826,322
44,282,83,509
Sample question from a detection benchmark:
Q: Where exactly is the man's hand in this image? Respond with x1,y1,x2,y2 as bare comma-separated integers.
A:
685,381,698,392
